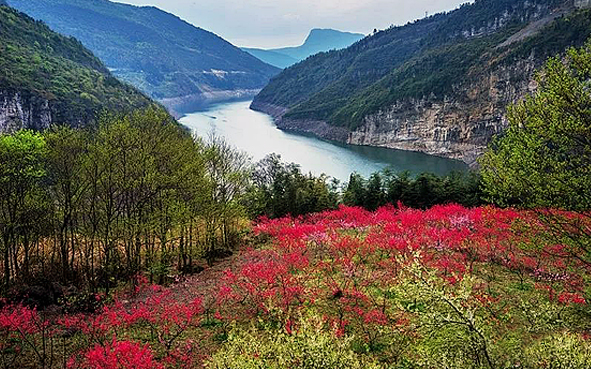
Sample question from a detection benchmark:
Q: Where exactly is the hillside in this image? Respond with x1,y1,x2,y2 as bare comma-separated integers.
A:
244,29,365,68
2,204,590,367
0,4,151,133
7,0,280,114
252,0,591,164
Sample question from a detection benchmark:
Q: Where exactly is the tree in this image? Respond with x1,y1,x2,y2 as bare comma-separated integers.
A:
45,126,88,282
202,136,250,264
481,41,591,211
481,41,591,266
0,131,48,288
245,154,338,219
365,173,385,211
343,173,366,207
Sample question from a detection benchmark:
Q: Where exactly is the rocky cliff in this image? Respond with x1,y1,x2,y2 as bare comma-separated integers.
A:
0,5,152,134
0,90,53,132
252,0,591,165
347,59,539,166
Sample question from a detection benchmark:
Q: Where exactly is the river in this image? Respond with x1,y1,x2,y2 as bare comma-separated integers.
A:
180,100,467,181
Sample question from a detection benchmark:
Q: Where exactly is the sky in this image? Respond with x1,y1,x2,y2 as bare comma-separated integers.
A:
115,0,469,48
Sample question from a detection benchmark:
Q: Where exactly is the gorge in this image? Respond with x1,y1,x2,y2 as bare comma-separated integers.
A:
252,0,591,165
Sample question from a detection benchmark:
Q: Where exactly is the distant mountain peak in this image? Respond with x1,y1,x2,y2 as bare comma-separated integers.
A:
244,28,365,69
307,28,363,37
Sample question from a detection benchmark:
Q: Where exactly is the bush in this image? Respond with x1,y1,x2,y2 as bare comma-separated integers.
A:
524,333,591,369
207,315,382,369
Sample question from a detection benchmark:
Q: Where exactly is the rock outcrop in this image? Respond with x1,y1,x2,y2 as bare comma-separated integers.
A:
252,58,539,166
0,5,152,134
0,90,52,133
348,59,539,166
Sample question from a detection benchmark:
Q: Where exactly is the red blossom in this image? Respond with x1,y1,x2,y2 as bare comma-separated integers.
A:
68,339,163,369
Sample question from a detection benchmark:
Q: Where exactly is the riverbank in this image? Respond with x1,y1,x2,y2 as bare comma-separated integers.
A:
181,100,467,181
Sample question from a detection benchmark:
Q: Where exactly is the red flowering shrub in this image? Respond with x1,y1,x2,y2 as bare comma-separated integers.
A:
68,339,163,369
1,204,589,368
215,205,591,364
0,303,51,368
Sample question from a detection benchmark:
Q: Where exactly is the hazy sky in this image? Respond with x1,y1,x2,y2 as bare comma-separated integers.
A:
115,0,469,48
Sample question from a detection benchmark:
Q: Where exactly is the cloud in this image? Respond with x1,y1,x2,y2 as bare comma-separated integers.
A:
115,0,468,48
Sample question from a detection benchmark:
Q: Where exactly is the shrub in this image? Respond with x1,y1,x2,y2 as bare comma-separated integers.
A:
206,315,382,369
68,339,163,369
524,332,591,369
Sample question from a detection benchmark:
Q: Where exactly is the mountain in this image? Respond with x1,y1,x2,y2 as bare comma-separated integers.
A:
0,4,152,133
244,29,365,69
7,0,280,114
241,48,300,70
252,0,591,165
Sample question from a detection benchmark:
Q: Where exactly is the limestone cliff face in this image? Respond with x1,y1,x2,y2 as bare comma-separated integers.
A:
253,58,539,166
348,59,539,166
0,90,52,133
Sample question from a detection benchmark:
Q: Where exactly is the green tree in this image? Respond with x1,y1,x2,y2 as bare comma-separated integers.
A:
385,170,411,205
481,41,591,266
202,136,250,265
481,42,591,211
0,131,48,288
245,154,338,219
343,173,366,207
45,126,88,282
365,173,385,211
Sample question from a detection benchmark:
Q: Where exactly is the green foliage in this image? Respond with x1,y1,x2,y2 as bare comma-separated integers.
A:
201,136,252,264
255,0,590,131
0,130,48,284
207,315,382,369
244,154,339,218
0,108,253,293
524,332,591,369
0,5,152,128
481,41,591,211
343,170,483,210
393,265,498,368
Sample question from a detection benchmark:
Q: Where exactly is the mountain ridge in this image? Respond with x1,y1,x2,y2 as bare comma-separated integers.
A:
244,28,365,69
252,0,591,165
0,4,153,133
7,0,280,114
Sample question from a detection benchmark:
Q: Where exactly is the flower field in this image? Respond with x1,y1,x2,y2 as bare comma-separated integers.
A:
2,204,590,368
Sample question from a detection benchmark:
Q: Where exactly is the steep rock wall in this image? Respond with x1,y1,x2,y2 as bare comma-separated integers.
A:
0,90,52,133
348,59,539,166
253,58,539,166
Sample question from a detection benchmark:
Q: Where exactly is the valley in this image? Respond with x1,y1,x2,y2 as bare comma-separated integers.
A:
253,0,591,164
181,100,467,181
1,0,591,368
6,0,280,114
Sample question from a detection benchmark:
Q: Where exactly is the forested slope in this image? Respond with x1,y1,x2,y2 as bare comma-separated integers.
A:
8,0,280,113
0,4,152,132
253,0,590,164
